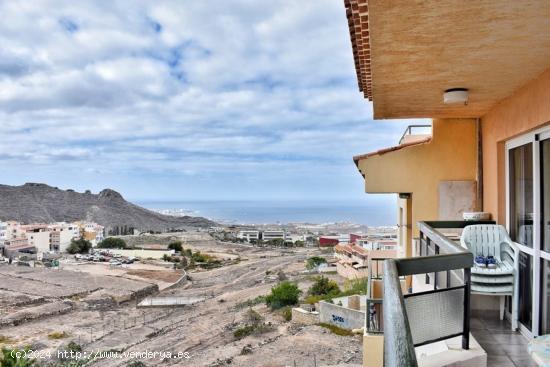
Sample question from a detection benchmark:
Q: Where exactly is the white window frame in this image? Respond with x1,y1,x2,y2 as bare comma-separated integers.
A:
505,126,550,337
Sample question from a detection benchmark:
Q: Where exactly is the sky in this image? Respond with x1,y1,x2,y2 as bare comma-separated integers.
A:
0,1,426,203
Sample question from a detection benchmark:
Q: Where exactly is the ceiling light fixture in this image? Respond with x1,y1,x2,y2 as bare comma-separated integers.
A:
443,88,469,105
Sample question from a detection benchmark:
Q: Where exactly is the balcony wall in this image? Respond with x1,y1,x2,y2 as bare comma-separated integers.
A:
355,118,478,254
481,67,550,224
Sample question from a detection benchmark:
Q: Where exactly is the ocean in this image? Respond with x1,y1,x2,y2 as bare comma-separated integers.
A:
136,199,396,226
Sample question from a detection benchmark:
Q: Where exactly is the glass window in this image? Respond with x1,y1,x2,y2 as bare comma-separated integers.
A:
518,252,533,331
509,144,533,248
541,139,550,253
542,259,550,334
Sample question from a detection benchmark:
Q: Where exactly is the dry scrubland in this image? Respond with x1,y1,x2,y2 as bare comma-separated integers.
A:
0,232,362,367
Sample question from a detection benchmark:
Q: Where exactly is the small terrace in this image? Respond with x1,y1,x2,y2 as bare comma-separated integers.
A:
398,124,432,145
363,220,533,367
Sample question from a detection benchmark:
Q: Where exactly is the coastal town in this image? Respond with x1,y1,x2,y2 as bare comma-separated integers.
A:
0,214,397,366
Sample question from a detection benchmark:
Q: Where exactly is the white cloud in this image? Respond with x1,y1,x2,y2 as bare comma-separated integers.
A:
0,0,426,200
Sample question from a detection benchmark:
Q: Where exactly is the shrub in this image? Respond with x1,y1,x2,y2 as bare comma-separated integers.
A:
306,256,327,270
281,307,292,322
97,237,127,249
240,345,253,355
339,278,369,297
243,309,263,326
233,325,255,340
235,295,266,310
318,323,354,336
48,331,69,340
307,276,340,297
265,281,301,310
1,347,35,366
168,241,183,253
66,238,92,254
66,341,82,353
304,295,324,305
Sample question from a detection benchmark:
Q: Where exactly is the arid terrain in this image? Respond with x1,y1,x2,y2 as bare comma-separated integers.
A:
0,233,363,367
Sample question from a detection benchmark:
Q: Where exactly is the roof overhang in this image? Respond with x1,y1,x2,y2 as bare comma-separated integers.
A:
345,0,550,119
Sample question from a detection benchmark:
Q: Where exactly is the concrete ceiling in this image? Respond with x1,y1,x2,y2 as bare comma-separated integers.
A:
366,0,550,119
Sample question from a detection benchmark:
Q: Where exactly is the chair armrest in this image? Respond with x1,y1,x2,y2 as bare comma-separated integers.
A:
501,240,519,264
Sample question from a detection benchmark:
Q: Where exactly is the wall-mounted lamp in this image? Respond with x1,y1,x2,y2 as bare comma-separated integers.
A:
443,88,469,105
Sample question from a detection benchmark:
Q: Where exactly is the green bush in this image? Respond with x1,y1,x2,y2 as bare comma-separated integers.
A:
233,325,255,340
1,347,35,366
339,278,369,297
265,281,301,310
281,307,292,322
307,276,340,297
67,341,82,353
97,237,127,249
66,238,92,254
306,256,327,270
168,241,183,252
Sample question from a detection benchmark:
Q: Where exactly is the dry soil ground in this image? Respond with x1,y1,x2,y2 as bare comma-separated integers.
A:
0,235,362,367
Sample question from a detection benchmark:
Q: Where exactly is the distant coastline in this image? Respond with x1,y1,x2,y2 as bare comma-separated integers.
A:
137,199,395,226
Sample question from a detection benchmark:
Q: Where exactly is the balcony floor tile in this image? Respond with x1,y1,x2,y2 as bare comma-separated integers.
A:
471,313,534,367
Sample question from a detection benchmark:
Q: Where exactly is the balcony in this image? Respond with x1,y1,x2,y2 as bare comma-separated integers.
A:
364,220,532,367
398,124,431,145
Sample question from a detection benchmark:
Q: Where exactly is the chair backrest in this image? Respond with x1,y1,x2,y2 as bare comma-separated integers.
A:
460,224,511,260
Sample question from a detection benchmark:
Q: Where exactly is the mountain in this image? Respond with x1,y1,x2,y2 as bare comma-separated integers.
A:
0,183,216,233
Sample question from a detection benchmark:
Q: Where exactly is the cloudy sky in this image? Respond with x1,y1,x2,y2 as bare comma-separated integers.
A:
0,1,424,204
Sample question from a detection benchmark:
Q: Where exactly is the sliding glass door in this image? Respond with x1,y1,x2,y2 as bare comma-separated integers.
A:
507,130,550,336
508,143,534,332
539,137,550,334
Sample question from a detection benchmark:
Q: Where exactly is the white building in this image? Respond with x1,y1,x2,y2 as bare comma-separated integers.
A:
23,224,51,253
237,230,260,242
262,230,285,241
48,222,80,252
0,222,7,246
285,234,306,244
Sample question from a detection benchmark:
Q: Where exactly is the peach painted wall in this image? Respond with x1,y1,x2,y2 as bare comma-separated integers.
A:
357,118,478,242
481,68,550,223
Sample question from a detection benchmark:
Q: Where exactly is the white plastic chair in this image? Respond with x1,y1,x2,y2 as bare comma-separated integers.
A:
460,224,519,330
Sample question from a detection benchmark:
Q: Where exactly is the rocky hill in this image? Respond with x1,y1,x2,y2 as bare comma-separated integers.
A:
0,183,216,233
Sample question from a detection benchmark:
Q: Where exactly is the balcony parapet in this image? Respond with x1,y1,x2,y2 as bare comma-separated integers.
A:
382,220,494,367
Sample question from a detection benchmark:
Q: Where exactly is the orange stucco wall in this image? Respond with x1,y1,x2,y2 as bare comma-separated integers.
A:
357,118,478,246
481,67,550,223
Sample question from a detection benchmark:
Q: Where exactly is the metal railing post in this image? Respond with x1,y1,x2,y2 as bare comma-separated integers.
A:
384,260,418,367
462,267,471,350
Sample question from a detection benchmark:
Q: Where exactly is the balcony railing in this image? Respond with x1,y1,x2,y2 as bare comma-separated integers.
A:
383,220,494,367
398,124,431,145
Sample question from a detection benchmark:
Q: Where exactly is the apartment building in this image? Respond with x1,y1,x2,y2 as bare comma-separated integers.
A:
343,0,550,365
1,221,100,254
2,221,30,252
48,222,80,252
22,224,51,253
76,221,105,246
236,230,260,242
335,242,397,280
261,230,285,241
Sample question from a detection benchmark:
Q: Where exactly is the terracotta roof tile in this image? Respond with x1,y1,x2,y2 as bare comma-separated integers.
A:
353,137,432,168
